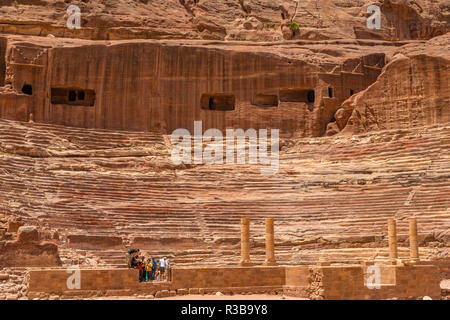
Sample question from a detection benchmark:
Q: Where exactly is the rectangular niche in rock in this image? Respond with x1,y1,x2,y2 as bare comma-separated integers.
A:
252,93,279,107
51,88,96,106
279,88,315,104
201,93,235,111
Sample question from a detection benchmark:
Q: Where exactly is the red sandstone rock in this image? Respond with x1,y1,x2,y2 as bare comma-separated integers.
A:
0,0,449,301
189,288,200,295
17,226,39,243
177,288,188,295
7,220,23,233
0,0,447,41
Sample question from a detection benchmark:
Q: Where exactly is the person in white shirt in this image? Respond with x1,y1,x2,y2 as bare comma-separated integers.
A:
164,258,169,281
159,258,165,280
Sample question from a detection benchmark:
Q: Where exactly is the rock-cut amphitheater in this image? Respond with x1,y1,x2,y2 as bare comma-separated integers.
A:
0,0,449,300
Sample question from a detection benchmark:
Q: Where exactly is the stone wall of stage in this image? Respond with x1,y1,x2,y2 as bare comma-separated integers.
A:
26,263,441,300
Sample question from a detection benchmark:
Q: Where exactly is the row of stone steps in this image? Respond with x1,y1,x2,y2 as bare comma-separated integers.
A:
0,119,448,267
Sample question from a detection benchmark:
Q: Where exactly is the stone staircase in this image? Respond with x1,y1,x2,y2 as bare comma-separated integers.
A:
0,119,448,267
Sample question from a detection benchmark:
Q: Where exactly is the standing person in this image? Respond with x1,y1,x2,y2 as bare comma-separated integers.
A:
155,263,160,282
130,253,139,268
142,257,148,282
145,258,152,282
164,258,169,281
126,248,139,268
137,257,144,282
159,257,165,281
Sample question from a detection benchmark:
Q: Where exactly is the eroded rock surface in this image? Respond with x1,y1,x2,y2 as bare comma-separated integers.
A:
0,1,448,41
0,0,448,299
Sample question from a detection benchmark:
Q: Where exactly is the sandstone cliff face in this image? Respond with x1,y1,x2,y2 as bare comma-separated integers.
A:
0,34,393,137
338,34,450,135
0,1,448,41
2,32,448,137
0,0,448,274
0,222,60,268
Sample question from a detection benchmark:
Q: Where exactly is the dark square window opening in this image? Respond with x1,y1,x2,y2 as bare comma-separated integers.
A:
201,93,235,111
68,91,77,102
21,84,32,95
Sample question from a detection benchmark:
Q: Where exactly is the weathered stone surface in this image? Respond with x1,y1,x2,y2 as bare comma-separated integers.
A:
0,1,447,41
0,115,448,266
7,220,23,233
0,240,60,268
0,34,387,137
0,274,9,281
17,226,39,243
177,288,188,296
341,35,450,135
0,1,448,301
66,235,123,250
155,290,170,298
188,288,200,295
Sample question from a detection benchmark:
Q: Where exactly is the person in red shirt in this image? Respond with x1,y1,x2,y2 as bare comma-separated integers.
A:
137,257,145,282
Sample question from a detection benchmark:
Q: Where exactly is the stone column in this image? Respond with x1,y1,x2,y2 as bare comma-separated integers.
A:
240,218,253,266
409,218,419,262
388,219,398,261
264,218,277,266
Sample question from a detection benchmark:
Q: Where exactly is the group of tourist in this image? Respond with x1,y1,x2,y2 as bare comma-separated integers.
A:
127,249,170,282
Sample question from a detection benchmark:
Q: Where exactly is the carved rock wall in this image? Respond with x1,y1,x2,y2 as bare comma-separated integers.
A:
0,36,390,137
0,1,447,41
341,48,449,135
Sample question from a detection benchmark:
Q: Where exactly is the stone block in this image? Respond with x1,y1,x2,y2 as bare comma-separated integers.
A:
6,294,18,300
7,220,23,233
0,273,9,280
188,288,199,295
17,226,39,242
155,290,169,298
177,288,188,295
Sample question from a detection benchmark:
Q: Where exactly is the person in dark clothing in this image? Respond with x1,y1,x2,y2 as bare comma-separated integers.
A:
151,257,157,281
127,249,140,268
130,254,139,268
137,258,144,282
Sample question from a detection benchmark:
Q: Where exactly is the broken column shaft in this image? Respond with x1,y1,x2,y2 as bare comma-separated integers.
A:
264,218,277,266
388,218,398,261
409,218,419,262
240,217,253,266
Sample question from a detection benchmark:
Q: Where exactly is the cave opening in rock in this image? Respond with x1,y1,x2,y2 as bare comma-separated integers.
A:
201,93,235,111
279,88,316,104
68,90,76,102
21,84,32,95
307,90,315,103
78,91,85,101
252,93,278,107
328,87,333,98
0,38,5,87
51,88,96,106
350,89,354,96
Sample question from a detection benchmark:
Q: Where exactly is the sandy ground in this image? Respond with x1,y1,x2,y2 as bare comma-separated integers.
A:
158,294,306,300
72,280,450,300
91,294,306,300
